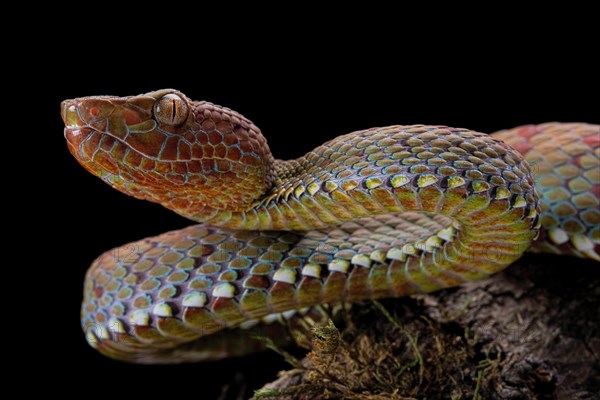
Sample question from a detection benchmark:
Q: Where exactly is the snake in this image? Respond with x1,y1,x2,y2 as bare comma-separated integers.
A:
62,89,600,364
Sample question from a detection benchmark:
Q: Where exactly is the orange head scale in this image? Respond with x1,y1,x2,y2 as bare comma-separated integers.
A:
62,89,275,219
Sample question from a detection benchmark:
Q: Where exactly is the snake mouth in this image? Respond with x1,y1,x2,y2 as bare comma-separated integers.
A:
61,100,85,140
62,98,113,151
61,99,78,127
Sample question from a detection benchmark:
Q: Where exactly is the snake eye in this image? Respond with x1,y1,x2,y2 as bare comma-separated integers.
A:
153,94,189,126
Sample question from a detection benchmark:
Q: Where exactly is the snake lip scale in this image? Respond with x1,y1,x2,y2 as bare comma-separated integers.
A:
62,89,599,363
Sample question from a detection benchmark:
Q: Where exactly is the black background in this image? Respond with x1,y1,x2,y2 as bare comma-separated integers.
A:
41,25,598,399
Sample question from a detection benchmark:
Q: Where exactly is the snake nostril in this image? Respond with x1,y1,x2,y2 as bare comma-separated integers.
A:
89,106,100,118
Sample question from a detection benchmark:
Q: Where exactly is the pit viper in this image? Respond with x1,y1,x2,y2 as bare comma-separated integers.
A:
62,89,599,363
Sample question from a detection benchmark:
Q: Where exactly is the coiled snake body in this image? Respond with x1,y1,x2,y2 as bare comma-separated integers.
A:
62,89,599,363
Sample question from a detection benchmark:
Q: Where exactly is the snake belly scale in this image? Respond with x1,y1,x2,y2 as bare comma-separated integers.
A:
61,89,599,363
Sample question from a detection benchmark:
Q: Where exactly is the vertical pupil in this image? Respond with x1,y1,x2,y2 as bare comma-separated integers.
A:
171,99,177,123
154,95,186,125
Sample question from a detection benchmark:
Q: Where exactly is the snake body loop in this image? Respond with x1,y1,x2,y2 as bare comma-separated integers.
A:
62,89,599,363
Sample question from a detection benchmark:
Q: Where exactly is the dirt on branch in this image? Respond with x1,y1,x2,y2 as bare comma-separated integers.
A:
253,254,600,400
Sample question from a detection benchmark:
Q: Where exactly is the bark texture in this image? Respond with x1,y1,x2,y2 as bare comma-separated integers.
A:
254,254,599,400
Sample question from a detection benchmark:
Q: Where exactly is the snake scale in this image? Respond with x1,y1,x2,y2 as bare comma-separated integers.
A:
62,89,599,363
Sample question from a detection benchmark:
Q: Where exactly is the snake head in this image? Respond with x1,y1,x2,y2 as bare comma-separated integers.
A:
62,89,274,219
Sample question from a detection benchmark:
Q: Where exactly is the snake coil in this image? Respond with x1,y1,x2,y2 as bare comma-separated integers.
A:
62,89,599,363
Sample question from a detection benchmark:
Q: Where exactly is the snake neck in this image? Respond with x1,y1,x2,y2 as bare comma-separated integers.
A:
184,125,541,235
182,157,325,229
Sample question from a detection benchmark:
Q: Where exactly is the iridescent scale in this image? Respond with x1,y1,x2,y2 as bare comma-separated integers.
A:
62,90,598,363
